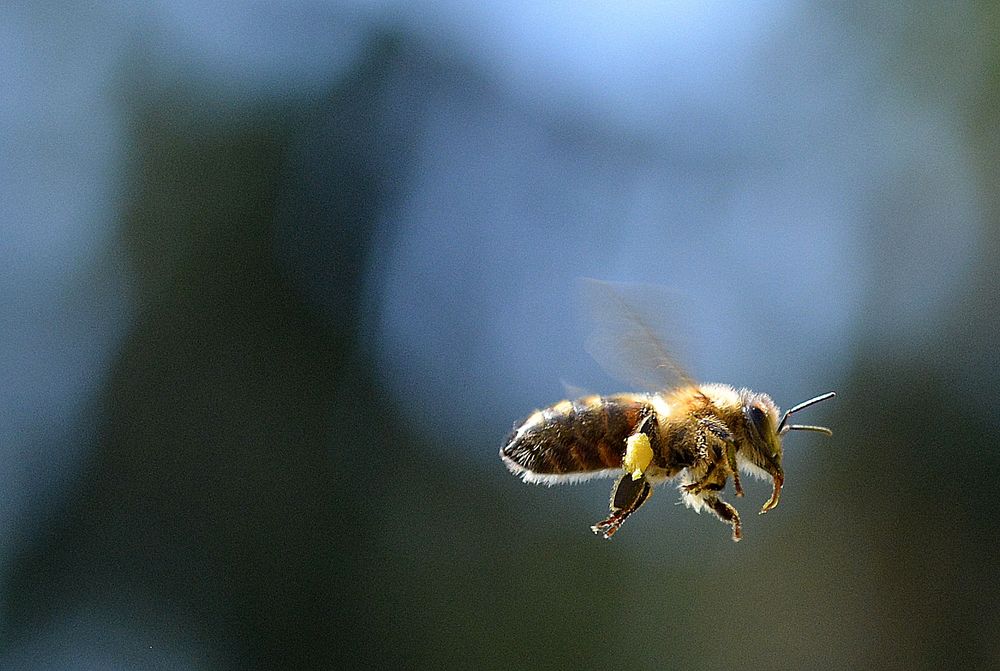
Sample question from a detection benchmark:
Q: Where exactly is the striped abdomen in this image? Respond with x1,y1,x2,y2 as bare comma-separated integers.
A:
500,394,654,483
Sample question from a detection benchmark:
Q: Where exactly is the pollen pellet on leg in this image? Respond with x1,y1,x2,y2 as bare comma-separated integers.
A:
623,433,653,480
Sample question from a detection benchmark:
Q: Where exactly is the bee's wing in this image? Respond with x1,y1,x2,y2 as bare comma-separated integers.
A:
579,278,695,392
559,379,594,399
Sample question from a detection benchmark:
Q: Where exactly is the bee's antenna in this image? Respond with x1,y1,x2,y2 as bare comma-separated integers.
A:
777,392,836,436
784,424,833,436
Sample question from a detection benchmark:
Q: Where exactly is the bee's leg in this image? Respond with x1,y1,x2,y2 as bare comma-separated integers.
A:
683,467,712,494
725,443,744,497
686,459,742,496
683,456,721,495
591,475,652,539
703,494,742,542
610,472,651,512
759,466,784,514
685,418,741,496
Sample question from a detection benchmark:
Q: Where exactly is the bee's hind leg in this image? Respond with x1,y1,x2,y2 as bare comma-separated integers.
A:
703,494,742,542
591,475,652,539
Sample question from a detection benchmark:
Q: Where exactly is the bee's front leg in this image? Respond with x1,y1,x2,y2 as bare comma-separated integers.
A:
591,474,652,539
759,466,784,514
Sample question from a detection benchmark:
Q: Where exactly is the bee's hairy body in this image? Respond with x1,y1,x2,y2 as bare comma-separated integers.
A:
502,393,665,483
501,383,797,541
500,280,835,541
503,391,691,483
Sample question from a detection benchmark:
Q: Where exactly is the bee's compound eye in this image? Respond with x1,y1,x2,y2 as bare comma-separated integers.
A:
746,405,769,436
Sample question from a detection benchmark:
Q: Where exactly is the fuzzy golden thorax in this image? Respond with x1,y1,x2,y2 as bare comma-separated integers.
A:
666,384,786,513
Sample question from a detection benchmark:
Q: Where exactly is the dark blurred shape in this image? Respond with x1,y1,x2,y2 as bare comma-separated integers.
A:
1,32,652,670
2,33,415,670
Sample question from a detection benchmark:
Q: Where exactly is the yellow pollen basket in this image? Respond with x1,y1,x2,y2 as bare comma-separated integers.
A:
623,433,653,480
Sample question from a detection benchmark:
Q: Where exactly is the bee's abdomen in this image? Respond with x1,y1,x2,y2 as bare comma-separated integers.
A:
500,394,651,479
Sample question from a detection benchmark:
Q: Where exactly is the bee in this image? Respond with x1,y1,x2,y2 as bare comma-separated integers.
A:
499,281,835,542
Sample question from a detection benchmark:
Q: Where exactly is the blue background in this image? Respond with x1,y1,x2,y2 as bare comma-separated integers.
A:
2,2,998,668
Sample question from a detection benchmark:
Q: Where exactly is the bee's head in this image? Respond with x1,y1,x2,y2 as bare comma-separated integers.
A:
738,391,783,476
738,390,835,514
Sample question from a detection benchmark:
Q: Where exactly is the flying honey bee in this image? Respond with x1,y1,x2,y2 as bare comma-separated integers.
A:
499,280,835,542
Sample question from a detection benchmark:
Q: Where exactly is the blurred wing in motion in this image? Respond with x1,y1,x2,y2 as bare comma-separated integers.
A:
559,379,594,399
579,278,695,392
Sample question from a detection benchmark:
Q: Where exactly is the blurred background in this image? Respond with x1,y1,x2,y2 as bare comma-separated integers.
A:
2,2,998,669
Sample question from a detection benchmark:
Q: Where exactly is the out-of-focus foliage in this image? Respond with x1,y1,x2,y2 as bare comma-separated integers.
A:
1,3,998,669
